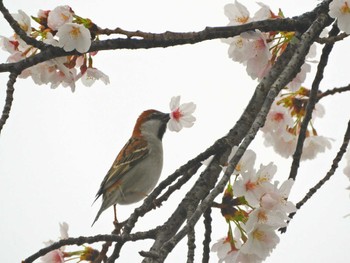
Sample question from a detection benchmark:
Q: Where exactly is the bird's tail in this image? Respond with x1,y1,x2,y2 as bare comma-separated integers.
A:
91,207,103,227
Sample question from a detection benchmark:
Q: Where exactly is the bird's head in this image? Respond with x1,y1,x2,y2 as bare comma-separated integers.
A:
132,110,170,140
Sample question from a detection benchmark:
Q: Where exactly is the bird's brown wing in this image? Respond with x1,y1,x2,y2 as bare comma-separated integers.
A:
94,136,149,200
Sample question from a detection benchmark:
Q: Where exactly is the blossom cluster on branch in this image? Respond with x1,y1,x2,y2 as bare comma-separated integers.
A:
222,1,332,161
210,147,296,263
0,5,109,91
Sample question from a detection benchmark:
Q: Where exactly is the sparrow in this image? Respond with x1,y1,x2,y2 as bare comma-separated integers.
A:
92,109,170,226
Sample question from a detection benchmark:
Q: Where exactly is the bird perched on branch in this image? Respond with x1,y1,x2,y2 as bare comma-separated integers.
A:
92,109,170,226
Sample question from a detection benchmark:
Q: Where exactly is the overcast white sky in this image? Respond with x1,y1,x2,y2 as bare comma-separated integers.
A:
1,0,350,262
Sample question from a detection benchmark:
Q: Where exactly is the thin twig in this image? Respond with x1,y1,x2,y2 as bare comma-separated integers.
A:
288,23,340,181
316,32,348,44
24,229,158,263
318,84,350,101
202,207,212,263
284,119,350,231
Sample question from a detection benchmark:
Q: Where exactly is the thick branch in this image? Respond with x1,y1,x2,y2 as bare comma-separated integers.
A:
0,9,333,75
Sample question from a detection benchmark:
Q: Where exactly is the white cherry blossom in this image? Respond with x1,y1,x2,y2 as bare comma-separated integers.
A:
47,5,74,31
240,224,279,259
329,0,350,34
167,96,196,132
80,68,110,87
56,23,91,53
12,10,31,35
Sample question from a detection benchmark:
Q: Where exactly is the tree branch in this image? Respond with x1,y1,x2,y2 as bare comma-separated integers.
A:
318,84,350,100
201,207,212,263
288,23,340,182
0,72,18,135
285,119,350,230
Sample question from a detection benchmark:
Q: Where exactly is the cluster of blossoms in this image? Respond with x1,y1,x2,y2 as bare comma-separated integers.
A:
261,88,331,160
223,1,332,160
222,0,314,85
40,222,98,263
0,6,109,92
211,147,296,263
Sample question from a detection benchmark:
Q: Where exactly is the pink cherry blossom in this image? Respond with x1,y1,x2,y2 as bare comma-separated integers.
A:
40,222,69,263
232,170,264,207
211,238,238,263
242,31,271,80
40,249,64,263
0,37,19,54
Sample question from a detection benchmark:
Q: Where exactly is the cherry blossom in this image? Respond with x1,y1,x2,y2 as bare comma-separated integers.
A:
245,208,288,232
255,162,277,184
12,10,31,35
253,2,275,21
232,170,265,207
211,228,242,263
242,31,271,80
240,224,279,259
261,94,331,160
261,102,294,134
80,67,110,87
235,252,262,263
56,23,91,53
2,6,108,90
167,96,196,132
211,238,239,263
40,222,68,263
40,249,64,263
286,63,311,92
47,5,74,31
329,0,350,34
228,146,257,175
260,179,296,214
301,135,332,160
224,0,251,25
0,37,19,54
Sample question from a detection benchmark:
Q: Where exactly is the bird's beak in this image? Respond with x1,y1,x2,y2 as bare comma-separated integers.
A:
163,113,171,122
